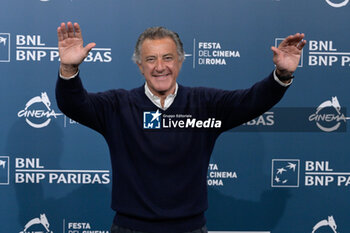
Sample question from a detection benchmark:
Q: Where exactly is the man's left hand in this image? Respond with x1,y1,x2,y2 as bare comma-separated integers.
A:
271,33,306,78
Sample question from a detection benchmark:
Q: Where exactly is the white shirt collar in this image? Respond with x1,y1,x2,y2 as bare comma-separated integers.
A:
144,83,178,110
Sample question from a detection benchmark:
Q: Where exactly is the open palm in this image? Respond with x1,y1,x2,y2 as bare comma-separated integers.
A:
271,33,306,76
57,22,95,74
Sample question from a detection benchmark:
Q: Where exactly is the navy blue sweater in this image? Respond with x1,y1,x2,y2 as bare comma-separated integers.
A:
55,72,288,233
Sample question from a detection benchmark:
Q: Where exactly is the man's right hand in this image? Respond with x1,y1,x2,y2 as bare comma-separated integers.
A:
57,22,96,77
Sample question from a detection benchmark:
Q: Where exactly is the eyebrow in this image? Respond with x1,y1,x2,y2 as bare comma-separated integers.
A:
162,53,174,57
144,53,174,59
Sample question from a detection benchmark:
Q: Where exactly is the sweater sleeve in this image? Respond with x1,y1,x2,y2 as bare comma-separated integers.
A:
55,73,118,135
209,72,289,132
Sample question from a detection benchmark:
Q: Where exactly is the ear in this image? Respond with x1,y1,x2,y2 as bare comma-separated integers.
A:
137,62,144,75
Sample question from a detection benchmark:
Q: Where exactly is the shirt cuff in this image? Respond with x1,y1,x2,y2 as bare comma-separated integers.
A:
59,70,79,80
273,69,293,87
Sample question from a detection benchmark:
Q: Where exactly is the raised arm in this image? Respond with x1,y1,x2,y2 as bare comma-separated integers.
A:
56,22,115,135
57,22,96,77
213,33,306,131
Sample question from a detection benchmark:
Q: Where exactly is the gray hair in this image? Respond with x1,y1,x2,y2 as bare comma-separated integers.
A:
132,26,185,64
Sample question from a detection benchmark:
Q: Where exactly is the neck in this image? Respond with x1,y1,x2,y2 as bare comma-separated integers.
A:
146,84,177,108
155,92,168,108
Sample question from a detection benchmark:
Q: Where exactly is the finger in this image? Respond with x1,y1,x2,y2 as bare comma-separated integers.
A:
74,22,83,39
291,33,305,45
271,46,280,56
67,21,74,38
281,33,303,47
60,22,68,40
297,39,307,50
84,42,96,54
57,27,64,42
290,33,305,45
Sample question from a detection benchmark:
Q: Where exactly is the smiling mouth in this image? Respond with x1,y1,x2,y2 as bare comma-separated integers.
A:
152,73,171,79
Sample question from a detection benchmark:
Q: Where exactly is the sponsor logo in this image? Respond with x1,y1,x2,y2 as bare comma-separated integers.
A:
143,110,222,130
143,110,162,129
271,159,300,187
305,160,350,187
207,163,237,186
234,111,275,132
15,157,110,185
16,34,112,62
244,112,274,127
0,36,7,46
17,92,63,128
0,156,10,185
233,106,348,133
20,213,53,233
308,40,350,67
0,33,10,62
0,34,113,62
272,159,350,187
308,96,349,132
63,116,80,128
275,37,350,68
312,216,338,233
326,0,349,8
0,160,6,168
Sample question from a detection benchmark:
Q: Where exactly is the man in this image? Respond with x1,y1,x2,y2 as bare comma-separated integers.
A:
56,22,306,233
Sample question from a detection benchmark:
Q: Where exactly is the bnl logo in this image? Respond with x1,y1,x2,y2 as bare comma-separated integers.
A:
143,110,162,129
271,159,300,187
0,156,10,185
0,33,10,62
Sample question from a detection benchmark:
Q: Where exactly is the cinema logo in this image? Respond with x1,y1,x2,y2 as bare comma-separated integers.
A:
8,34,112,62
272,159,350,187
325,0,349,8
197,42,240,66
65,221,109,233
17,92,63,129
143,110,221,129
186,39,240,68
308,96,349,132
15,157,110,185
312,216,338,233
207,163,237,186
20,213,53,233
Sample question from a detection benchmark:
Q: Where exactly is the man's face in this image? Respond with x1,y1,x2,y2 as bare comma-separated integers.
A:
137,37,183,97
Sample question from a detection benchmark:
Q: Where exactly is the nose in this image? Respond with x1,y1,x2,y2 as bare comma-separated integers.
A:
155,58,165,72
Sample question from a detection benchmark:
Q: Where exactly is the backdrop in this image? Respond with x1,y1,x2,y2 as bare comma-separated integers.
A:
1,0,350,233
